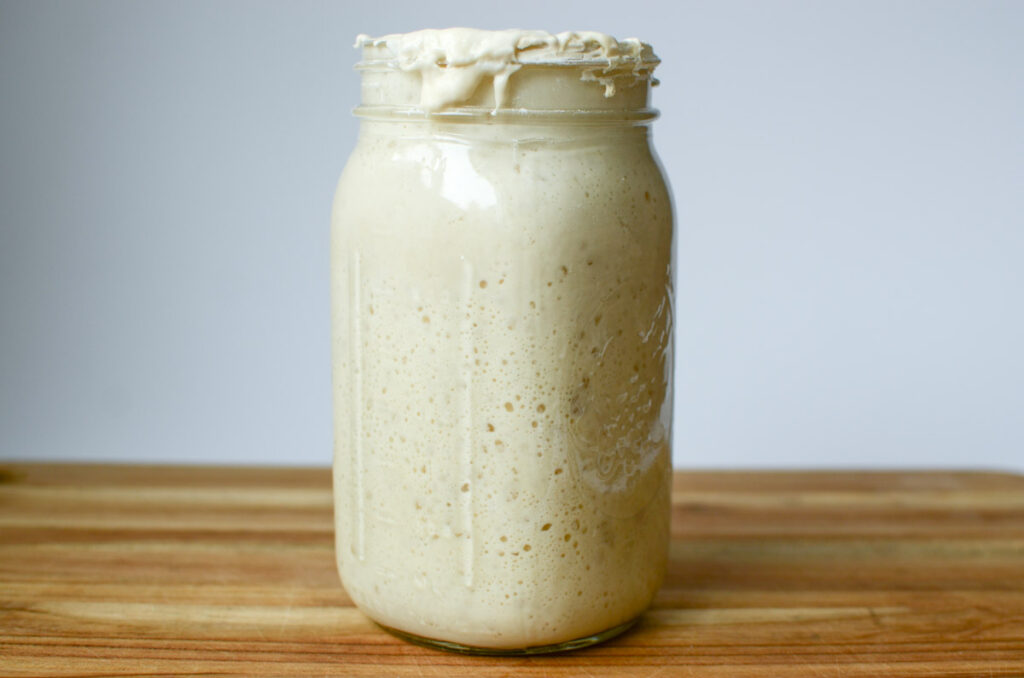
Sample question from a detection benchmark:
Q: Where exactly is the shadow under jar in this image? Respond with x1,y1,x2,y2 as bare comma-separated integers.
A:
331,29,674,654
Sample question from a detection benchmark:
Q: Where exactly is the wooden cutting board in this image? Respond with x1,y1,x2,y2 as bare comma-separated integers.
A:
1,463,1023,676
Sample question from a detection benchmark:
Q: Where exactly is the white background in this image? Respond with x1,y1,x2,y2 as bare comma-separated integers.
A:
1,1,1021,470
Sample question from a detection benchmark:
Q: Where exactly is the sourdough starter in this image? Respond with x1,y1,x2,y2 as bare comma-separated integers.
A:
331,29,673,650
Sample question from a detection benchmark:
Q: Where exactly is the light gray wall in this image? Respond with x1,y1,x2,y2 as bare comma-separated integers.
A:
1,1,1021,469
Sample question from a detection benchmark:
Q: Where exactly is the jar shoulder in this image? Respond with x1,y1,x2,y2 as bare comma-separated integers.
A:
333,127,672,233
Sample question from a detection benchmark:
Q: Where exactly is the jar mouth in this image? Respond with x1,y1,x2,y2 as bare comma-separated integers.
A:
353,29,660,115
354,29,660,69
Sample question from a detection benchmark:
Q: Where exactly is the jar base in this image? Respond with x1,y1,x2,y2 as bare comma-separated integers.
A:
377,617,639,656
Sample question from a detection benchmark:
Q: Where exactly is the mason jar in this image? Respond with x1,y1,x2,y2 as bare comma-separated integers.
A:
331,29,673,654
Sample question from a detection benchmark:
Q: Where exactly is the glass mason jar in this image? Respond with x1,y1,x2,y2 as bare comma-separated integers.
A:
331,29,673,654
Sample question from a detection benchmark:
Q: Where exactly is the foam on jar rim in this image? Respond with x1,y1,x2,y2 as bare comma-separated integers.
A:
354,28,660,112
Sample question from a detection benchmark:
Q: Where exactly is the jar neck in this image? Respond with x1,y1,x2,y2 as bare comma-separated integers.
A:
356,64,658,123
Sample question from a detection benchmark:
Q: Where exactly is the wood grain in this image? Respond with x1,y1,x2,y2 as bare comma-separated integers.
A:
1,463,1023,676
